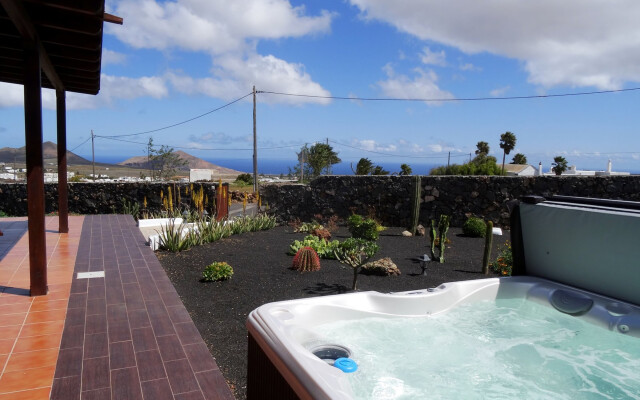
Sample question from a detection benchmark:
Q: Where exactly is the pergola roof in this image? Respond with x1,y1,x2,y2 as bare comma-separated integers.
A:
0,0,120,95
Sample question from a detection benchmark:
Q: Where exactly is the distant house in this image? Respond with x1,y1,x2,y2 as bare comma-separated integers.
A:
502,164,536,176
190,169,213,182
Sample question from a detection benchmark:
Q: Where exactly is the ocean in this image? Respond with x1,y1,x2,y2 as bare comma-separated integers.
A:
92,155,639,176
201,158,440,176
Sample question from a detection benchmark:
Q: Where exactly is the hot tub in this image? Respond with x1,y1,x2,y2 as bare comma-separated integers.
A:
247,196,640,399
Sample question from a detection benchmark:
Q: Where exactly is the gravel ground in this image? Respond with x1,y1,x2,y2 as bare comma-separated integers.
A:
157,225,510,399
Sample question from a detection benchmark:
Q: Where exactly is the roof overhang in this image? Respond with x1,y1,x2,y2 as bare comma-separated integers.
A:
0,0,121,95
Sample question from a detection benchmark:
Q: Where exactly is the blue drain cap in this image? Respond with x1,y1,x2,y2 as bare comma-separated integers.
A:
333,358,358,373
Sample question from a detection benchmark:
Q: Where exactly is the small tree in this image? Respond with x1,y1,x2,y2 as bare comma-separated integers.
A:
511,153,527,165
371,165,389,175
499,131,517,175
307,143,341,177
334,238,379,290
152,145,187,180
352,158,374,175
552,156,568,175
399,164,412,175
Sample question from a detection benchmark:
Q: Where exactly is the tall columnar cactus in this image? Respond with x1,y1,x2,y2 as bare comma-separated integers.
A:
429,219,437,260
292,247,321,272
437,215,450,263
482,221,494,274
409,175,421,235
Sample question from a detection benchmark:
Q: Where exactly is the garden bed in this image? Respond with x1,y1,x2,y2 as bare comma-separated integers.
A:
157,225,510,399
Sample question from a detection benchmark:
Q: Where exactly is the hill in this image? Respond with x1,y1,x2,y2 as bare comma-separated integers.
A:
0,141,91,165
119,150,244,175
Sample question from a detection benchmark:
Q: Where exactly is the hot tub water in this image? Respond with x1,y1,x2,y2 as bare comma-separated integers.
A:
314,298,640,399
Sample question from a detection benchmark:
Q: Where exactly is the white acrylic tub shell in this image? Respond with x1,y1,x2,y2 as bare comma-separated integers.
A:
246,276,640,400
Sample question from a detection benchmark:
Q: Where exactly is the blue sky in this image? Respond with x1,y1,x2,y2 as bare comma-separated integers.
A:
1,0,640,172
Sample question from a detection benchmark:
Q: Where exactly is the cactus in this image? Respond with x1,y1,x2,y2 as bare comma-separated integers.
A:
409,175,421,235
429,219,437,260
482,221,494,274
437,215,450,263
292,247,321,272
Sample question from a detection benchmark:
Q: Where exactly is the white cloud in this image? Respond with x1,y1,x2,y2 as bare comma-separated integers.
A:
0,83,25,108
165,52,331,105
490,86,510,97
356,139,397,152
0,75,169,110
102,49,127,65
377,65,454,104
420,47,446,66
104,0,334,104
187,132,250,146
109,0,333,53
349,0,640,89
459,63,480,72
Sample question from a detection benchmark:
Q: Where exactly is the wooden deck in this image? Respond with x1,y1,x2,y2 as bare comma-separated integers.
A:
0,215,234,400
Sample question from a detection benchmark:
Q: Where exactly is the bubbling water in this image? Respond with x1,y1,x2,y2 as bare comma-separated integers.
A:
315,298,640,399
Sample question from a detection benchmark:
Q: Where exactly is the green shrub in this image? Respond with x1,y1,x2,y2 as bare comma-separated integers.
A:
333,238,380,290
295,220,323,233
234,173,253,185
202,262,234,281
158,222,195,252
463,217,486,237
288,235,340,259
291,247,321,272
490,242,513,276
347,215,380,241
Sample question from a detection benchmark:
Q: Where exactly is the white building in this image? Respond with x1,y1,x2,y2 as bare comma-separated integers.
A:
189,169,213,182
539,159,630,176
502,164,537,176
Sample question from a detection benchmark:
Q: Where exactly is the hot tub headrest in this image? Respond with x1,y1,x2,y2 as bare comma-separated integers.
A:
516,196,640,306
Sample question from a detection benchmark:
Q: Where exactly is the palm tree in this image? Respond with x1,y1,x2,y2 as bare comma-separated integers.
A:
552,156,568,175
499,132,516,175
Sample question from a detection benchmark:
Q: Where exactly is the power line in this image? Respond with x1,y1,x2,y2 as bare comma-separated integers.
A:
328,139,468,159
98,92,253,138
69,136,92,152
258,87,640,102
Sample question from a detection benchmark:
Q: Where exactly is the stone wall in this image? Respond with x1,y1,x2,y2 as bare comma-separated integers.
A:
261,175,640,227
3,177,639,227
0,182,218,216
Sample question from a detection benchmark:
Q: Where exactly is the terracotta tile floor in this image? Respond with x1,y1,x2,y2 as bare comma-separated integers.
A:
0,215,234,399
0,216,83,400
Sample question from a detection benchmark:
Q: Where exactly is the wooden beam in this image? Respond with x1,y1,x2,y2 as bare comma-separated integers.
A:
23,38,48,296
103,12,122,25
0,0,65,91
57,89,68,233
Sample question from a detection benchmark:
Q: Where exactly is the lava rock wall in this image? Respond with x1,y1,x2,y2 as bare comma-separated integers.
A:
261,175,640,227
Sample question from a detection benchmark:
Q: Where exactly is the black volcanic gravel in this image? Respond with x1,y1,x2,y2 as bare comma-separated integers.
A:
157,225,510,399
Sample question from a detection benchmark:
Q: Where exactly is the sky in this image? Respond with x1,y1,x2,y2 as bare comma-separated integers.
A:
1,0,640,172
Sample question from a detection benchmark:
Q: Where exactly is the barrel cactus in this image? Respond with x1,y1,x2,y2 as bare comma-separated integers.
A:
292,247,321,272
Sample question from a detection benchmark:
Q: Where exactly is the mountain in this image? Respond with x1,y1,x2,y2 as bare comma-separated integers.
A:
119,150,244,175
0,141,92,165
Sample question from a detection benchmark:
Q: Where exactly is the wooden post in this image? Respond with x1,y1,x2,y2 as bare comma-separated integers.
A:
24,38,47,296
253,86,258,193
56,90,68,233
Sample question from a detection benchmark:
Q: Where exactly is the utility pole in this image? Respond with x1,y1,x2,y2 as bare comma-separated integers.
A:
298,143,306,183
253,86,258,193
91,130,95,181
447,151,451,169
469,153,472,163
326,137,331,175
